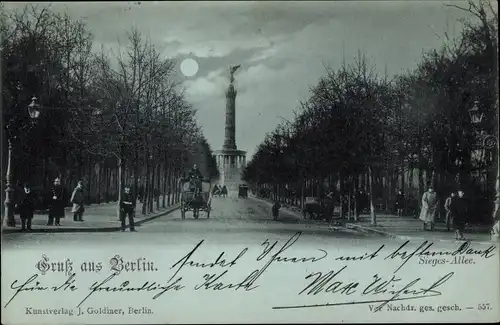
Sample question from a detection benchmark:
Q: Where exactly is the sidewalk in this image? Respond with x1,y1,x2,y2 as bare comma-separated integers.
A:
1,201,180,234
250,195,345,229
250,195,496,244
345,214,496,244
250,195,303,220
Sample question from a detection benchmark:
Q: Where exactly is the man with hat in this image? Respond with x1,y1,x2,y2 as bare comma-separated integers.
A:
444,191,456,231
120,185,137,232
16,183,37,231
188,164,203,194
48,177,66,226
450,188,468,240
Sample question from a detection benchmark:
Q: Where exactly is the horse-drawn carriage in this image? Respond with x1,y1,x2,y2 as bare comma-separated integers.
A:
180,179,212,219
302,196,337,220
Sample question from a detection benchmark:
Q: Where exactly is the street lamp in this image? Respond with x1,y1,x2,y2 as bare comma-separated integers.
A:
27,97,41,119
468,101,484,125
4,97,41,227
467,100,499,240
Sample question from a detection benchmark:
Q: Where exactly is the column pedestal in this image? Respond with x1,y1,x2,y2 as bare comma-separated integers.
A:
214,149,247,192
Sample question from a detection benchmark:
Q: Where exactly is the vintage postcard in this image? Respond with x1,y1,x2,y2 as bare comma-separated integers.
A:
1,1,499,324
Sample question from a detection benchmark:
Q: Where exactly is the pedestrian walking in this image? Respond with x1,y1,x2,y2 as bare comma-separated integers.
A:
16,183,36,231
120,185,137,232
48,178,66,226
419,186,439,231
272,200,281,221
71,181,85,222
395,190,404,216
444,192,456,231
451,189,468,240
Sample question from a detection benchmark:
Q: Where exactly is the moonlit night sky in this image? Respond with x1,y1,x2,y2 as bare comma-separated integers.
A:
4,1,480,158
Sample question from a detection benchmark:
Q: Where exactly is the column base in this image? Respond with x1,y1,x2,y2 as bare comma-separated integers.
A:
4,202,16,227
6,217,16,227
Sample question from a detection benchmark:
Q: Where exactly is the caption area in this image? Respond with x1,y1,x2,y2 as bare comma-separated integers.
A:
370,302,493,313
2,233,497,318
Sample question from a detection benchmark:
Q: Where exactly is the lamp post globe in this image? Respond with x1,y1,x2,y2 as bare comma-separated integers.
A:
4,97,42,227
28,97,41,119
468,101,484,125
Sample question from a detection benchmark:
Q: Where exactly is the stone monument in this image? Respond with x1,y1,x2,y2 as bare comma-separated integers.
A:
214,65,247,191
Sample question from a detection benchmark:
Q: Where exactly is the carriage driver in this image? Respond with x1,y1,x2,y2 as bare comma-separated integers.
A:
188,164,203,192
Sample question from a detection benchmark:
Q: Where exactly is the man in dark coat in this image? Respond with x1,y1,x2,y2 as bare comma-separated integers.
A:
16,183,36,231
450,189,468,240
444,192,456,231
188,164,203,180
48,178,66,226
188,164,203,193
395,190,404,216
272,200,281,221
120,185,137,232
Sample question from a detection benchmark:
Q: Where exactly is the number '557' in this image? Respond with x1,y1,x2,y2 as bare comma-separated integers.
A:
478,303,491,310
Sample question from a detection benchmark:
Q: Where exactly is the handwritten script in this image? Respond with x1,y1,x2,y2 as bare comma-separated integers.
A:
3,233,496,313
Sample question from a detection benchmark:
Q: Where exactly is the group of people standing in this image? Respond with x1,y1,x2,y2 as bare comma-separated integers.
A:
13,177,137,232
212,184,228,197
14,178,85,231
418,186,468,240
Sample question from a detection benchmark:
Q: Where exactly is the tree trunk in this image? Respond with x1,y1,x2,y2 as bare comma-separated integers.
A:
176,168,181,204
149,162,155,213
168,167,173,206
173,168,178,204
369,165,377,226
96,161,101,204
300,172,305,210
339,172,345,219
418,167,425,207
156,163,161,210
116,156,123,219
353,175,359,222
133,156,139,207
143,159,149,215
170,167,177,205
162,162,168,208
400,155,405,192
347,177,352,220
103,165,107,202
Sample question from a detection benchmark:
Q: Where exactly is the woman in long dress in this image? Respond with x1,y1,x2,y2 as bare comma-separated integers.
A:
419,187,439,231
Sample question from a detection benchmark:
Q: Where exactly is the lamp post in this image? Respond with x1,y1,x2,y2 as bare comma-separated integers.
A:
468,101,499,240
4,97,41,227
4,97,98,227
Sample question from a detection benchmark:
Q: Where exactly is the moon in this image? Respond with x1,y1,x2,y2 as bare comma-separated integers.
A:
180,58,199,77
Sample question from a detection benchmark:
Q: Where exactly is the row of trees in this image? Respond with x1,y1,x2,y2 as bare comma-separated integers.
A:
243,0,498,225
1,4,218,217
